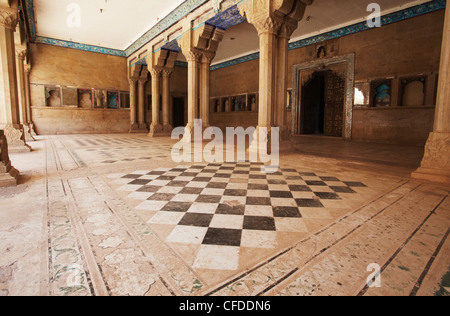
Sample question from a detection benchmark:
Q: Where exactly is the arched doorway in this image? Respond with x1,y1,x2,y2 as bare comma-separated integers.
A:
292,54,355,139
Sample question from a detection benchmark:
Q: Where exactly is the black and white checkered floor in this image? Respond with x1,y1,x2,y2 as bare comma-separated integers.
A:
110,162,367,271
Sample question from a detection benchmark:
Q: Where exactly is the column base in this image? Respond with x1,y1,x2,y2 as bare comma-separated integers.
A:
248,126,278,155
412,167,450,185
411,132,450,185
180,124,195,143
0,165,19,187
24,124,36,142
1,124,31,153
149,123,171,137
0,130,19,187
129,123,148,133
29,122,37,137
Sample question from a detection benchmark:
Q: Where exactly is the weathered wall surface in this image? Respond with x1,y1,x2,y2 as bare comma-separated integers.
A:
29,43,128,92
32,107,130,135
352,107,435,146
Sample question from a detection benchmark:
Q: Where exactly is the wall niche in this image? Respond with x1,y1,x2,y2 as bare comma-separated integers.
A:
400,76,426,107
78,89,94,108
45,86,61,107
370,79,392,107
211,93,258,113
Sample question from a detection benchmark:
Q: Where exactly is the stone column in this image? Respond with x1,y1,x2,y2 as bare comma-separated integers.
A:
16,47,34,142
149,68,163,136
179,24,223,140
0,6,29,152
200,53,214,129
0,129,19,187
162,69,173,133
412,5,450,184
248,17,282,153
23,63,36,136
185,51,201,137
137,76,148,131
129,78,139,132
238,0,312,153
275,19,298,140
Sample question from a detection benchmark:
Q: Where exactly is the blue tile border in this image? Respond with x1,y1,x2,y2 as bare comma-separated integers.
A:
34,36,127,57
288,0,447,51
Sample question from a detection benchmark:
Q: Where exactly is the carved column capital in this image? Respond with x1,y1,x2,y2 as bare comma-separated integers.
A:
0,7,18,30
128,78,138,85
201,52,216,65
186,50,202,63
138,77,148,86
238,0,311,36
253,16,284,36
149,68,162,77
15,47,27,60
162,69,173,78
279,18,299,39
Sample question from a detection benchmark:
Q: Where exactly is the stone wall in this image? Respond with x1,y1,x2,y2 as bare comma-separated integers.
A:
352,107,435,146
29,43,189,134
210,10,445,145
31,107,130,135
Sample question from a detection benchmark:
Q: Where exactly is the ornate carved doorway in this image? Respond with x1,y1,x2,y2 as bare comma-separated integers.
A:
292,54,355,139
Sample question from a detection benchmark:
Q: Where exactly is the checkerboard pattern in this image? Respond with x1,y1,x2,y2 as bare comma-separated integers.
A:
113,162,367,270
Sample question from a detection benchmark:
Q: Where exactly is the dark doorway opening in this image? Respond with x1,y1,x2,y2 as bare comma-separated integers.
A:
301,71,326,135
172,97,185,128
300,70,345,137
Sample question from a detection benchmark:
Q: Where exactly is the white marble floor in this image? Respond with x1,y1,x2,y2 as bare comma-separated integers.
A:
0,134,448,296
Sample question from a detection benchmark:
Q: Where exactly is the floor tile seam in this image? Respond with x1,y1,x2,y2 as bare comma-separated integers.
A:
261,183,445,296
84,175,182,296
87,175,205,296
45,178,93,296
203,179,413,296
63,177,112,296
359,193,450,296
45,136,90,295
